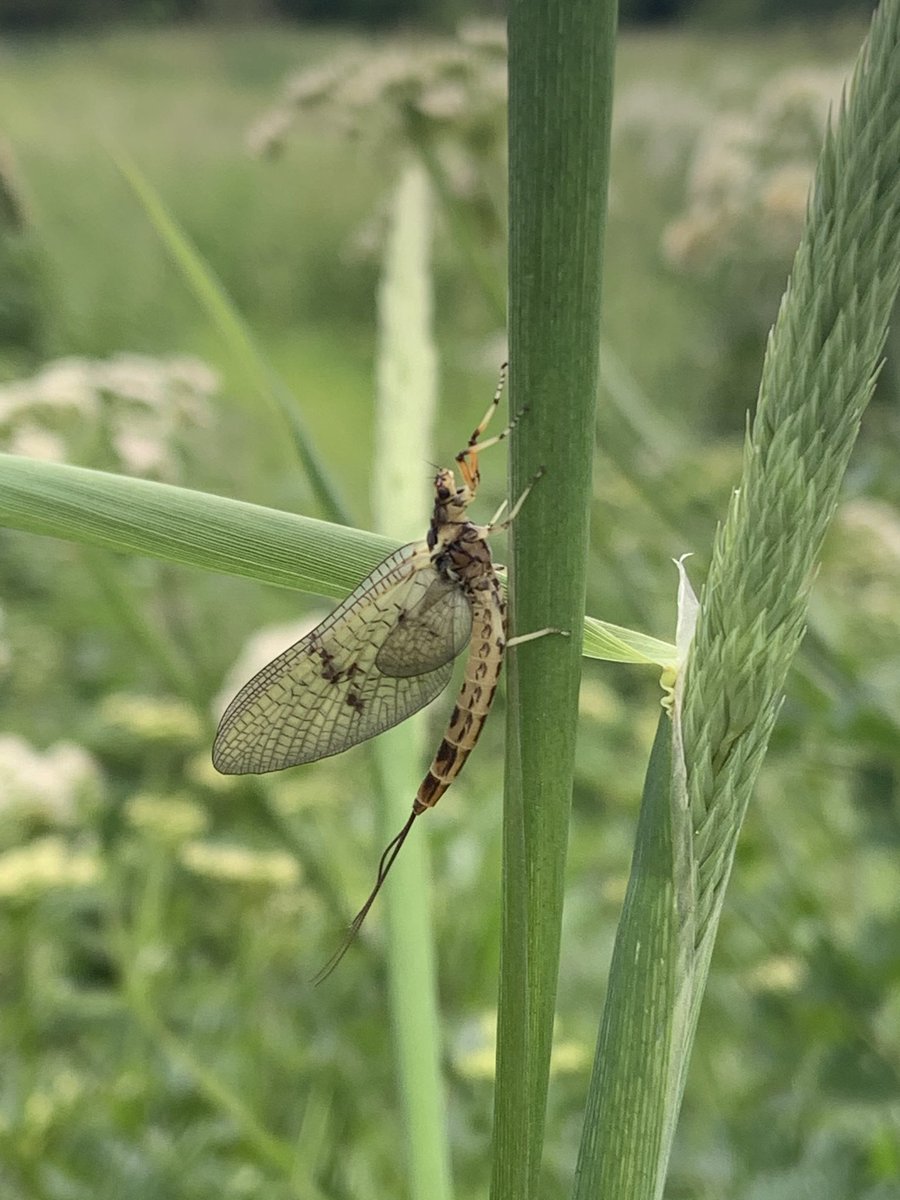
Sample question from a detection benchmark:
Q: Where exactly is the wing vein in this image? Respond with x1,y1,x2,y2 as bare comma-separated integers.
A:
213,543,474,774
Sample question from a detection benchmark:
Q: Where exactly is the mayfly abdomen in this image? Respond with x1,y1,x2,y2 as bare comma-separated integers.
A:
415,587,506,812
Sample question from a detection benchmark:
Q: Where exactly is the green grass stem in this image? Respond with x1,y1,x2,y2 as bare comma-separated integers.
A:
85,546,209,712
119,955,301,1186
492,1,618,1197
368,161,452,1200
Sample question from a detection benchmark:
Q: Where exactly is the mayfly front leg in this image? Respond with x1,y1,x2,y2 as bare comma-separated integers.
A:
485,469,571,650
454,361,508,494
455,362,530,497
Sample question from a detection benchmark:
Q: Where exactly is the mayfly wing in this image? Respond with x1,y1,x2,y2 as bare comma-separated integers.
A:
375,576,474,677
212,543,473,775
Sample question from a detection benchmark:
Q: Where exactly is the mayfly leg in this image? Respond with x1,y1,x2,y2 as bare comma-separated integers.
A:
463,361,507,451
486,467,545,533
456,362,528,494
486,467,570,650
507,626,568,648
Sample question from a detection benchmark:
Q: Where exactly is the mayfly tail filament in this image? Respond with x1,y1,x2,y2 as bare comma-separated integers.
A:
312,810,419,984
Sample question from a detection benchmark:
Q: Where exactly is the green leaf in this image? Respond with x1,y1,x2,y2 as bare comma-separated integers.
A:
0,453,671,668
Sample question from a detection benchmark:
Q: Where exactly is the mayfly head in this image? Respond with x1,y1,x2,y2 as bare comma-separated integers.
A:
433,466,473,521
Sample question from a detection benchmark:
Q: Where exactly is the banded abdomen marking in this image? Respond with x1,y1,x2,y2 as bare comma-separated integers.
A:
414,582,506,813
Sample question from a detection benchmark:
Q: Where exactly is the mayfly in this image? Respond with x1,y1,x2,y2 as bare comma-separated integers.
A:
212,366,557,975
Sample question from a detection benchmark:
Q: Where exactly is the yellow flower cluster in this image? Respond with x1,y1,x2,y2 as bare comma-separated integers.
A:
0,836,101,900
179,841,301,889
125,792,209,844
97,693,203,748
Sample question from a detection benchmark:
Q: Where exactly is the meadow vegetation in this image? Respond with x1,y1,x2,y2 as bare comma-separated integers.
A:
0,17,898,1199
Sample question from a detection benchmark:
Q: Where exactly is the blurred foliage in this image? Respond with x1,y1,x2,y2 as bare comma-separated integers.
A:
0,139,47,364
0,17,898,1200
0,0,882,32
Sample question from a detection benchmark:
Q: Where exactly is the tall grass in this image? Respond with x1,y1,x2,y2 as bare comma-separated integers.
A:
0,5,897,1197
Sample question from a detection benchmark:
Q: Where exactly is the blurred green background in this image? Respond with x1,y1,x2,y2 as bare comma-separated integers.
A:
0,5,899,1198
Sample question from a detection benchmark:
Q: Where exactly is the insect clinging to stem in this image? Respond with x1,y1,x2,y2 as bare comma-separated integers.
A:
212,364,562,977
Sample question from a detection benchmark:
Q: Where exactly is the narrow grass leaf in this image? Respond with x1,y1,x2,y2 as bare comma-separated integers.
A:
0,453,665,666
573,713,679,1198
0,452,392,598
116,154,350,526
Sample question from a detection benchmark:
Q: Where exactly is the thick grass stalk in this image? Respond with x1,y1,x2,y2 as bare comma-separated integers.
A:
368,161,452,1200
575,2,900,1195
492,1,617,1197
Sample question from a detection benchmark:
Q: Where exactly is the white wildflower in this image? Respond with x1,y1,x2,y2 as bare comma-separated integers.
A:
111,427,172,476
662,63,849,280
97,354,170,409
0,353,218,480
0,734,101,825
458,18,506,50
33,358,99,417
5,423,67,462
0,381,38,425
